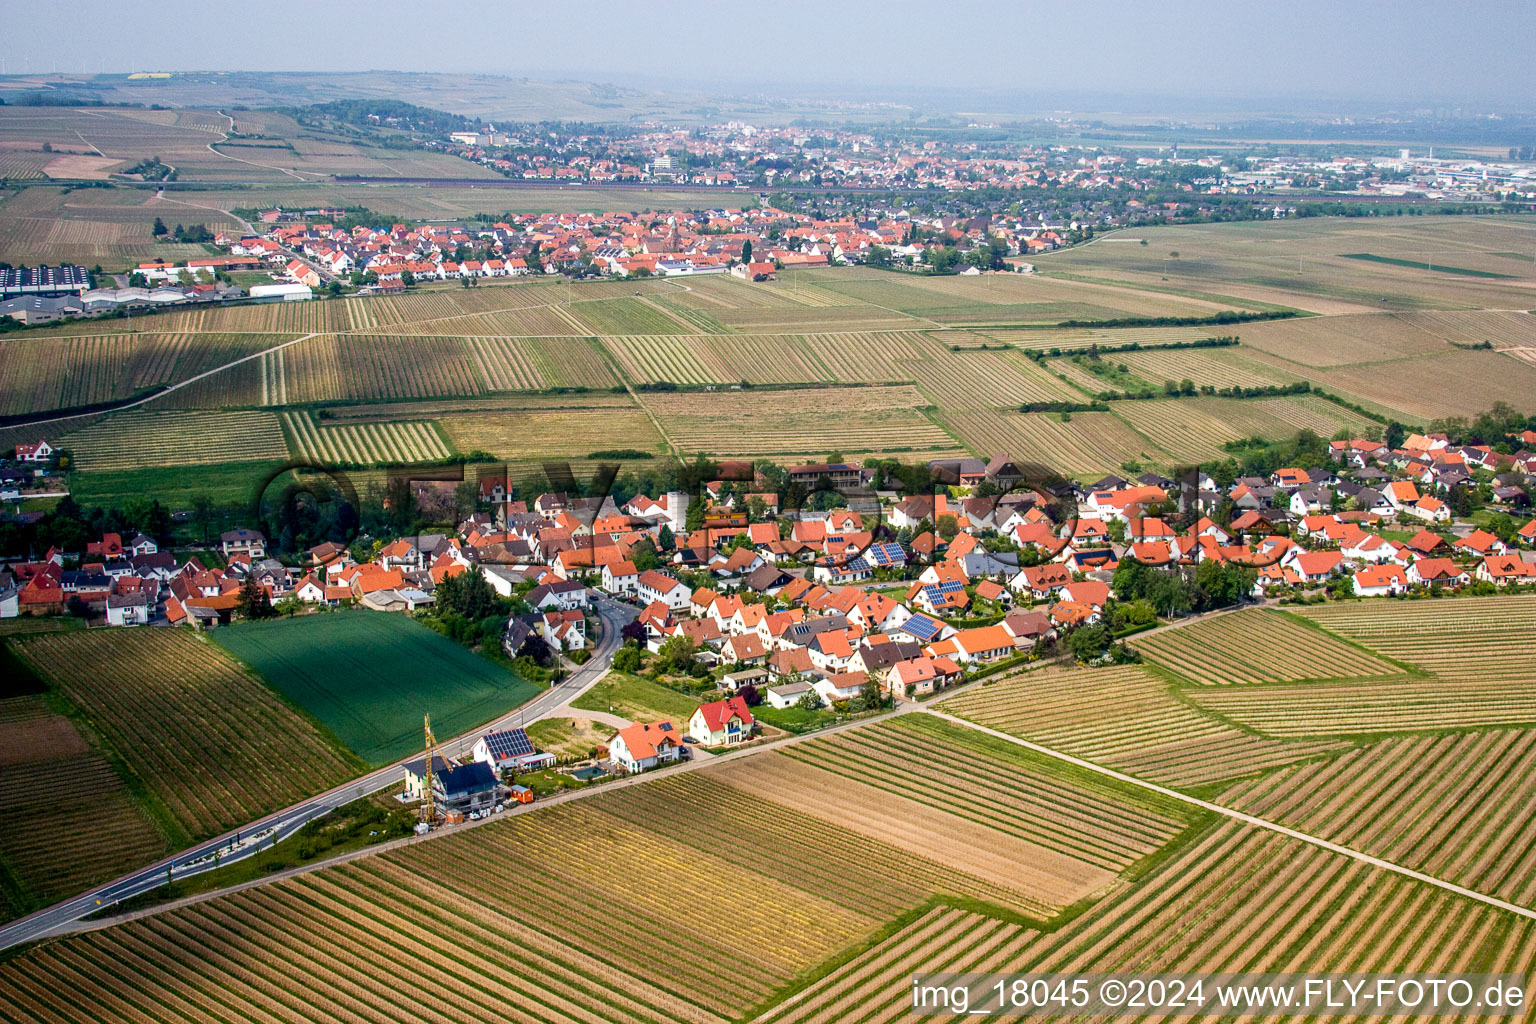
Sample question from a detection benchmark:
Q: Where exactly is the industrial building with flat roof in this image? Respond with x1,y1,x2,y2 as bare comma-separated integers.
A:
0,265,91,298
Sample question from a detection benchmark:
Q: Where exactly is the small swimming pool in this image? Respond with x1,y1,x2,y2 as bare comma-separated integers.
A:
571,766,608,781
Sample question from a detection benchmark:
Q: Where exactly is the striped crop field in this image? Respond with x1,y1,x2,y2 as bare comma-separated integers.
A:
1116,346,1303,390
524,336,621,388
0,695,165,923
1403,309,1536,349
702,335,834,383
59,409,289,469
0,151,52,179
1135,609,1400,685
799,330,929,379
1296,595,1536,682
342,284,560,328
15,629,365,846
282,412,452,465
713,304,921,332
1190,676,1536,735
0,331,280,418
711,715,1188,916
599,333,836,385
569,296,697,335
1112,395,1379,465
598,772,1040,916
903,337,1078,408
0,755,1120,1024
939,664,1347,789
941,409,1158,476
598,334,734,384
277,334,486,403
462,336,545,389
378,303,581,337
754,821,1536,1024
1220,729,1536,907
758,907,1042,1024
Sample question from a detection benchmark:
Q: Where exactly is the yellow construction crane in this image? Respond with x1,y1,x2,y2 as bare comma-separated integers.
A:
420,714,439,825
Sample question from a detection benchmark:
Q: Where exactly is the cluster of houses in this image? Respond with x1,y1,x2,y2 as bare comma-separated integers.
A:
6,434,1534,691
215,204,1065,286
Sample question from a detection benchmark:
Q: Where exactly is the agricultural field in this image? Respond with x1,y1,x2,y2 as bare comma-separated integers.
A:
1190,676,1536,736
0,184,237,265
14,628,365,847
439,402,667,460
210,613,540,766
638,385,963,458
0,148,53,180
0,695,166,923
1296,595,1536,682
902,334,1079,408
1236,311,1462,367
1220,730,1536,907
0,331,283,418
279,334,487,403
282,411,452,465
1038,215,1536,313
1114,345,1304,390
754,820,1536,1023
938,664,1348,789
1110,394,1380,465
1135,609,1401,685
568,296,697,335
57,409,290,470
940,409,1157,477
1294,346,1536,421
713,715,1189,916
1402,309,1536,349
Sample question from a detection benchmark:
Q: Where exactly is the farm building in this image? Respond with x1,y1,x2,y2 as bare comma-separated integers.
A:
249,282,314,302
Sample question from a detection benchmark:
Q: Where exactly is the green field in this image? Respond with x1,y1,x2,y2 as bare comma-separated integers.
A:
1340,252,1515,278
212,612,540,765
572,671,701,724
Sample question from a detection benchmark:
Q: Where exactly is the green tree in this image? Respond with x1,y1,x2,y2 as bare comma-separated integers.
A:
238,576,275,620
656,635,698,674
936,513,960,541
436,565,500,621
741,240,753,263
152,217,167,237
1066,624,1109,662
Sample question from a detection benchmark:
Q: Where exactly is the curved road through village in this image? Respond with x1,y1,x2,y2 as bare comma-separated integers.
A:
0,594,636,953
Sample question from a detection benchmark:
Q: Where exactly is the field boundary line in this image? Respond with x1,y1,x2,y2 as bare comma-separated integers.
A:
919,707,1536,922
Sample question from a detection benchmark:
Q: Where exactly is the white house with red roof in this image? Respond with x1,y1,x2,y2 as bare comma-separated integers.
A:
609,721,685,773
636,570,691,610
686,696,755,746
14,440,52,462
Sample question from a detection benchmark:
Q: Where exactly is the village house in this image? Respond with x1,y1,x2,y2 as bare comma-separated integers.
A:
687,695,756,746
609,720,686,772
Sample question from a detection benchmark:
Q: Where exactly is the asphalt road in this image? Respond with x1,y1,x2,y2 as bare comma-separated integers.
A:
0,594,636,953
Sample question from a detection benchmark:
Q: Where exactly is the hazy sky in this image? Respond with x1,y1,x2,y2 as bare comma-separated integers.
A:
3,0,1532,109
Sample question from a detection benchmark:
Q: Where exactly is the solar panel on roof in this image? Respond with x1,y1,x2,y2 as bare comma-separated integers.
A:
901,614,943,641
483,728,535,759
